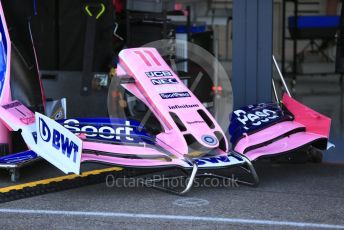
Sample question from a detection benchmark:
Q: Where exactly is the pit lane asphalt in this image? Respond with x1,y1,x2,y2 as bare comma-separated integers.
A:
0,160,343,230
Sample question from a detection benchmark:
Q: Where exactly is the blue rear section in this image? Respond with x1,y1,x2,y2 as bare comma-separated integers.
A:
288,16,340,29
58,118,156,145
0,13,7,99
0,150,38,165
228,103,293,145
0,13,7,55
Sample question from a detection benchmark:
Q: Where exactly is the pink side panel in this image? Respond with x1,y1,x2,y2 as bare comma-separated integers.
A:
0,101,35,130
234,121,305,154
0,2,12,146
0,1,11,104
83,141,170,158
81,140,192,167
244,132,327,161
282,93,331,138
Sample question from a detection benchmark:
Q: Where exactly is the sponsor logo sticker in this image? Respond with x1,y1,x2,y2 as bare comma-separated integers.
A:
2,101,22,110
168,104,199,110
2,101,35,125
63,119,134,142
195,156,230,166
36,113,82,174
186,121,205,125
201,135,218,146
145,71,173,78
151,78,178,85
58,118,156,145
233,108,279,130
160,92,190,99
38,117,80,163
154,85,185,93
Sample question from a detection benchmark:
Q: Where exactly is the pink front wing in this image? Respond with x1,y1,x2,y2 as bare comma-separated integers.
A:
234,95,331,161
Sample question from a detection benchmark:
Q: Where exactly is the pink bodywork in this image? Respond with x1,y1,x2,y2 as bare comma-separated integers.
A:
234,93,331,161
0,1,46,153
282,93,331,137
0,101,35,129
119,48,228,154
80,48,229,167
0,2,12,148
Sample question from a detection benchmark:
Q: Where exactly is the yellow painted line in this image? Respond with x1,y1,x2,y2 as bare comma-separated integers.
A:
0,167,122,193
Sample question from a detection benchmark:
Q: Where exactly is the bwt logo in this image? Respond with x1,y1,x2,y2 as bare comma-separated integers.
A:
160,92,191,99
39,118,79,163
194,156,230,166
151,78,178,85
145,71,172,78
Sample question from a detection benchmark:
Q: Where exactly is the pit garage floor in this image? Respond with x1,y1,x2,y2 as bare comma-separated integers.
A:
0,161,343,230
0,75,343,229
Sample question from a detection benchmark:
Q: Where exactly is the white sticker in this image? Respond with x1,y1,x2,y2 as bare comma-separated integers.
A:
35,112,82,174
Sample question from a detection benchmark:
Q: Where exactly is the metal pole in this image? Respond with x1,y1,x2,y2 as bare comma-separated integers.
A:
282,0,286,76
273,55,291,96
272,79,279,102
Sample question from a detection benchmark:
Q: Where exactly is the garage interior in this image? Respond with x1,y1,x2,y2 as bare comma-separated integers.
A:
0,0,343,229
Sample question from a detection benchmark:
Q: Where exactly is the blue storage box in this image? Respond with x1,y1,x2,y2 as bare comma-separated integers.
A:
288,15,340,39
175,24,206,34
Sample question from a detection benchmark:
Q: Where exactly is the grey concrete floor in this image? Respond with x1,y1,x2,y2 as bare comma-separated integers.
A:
0,161,343,229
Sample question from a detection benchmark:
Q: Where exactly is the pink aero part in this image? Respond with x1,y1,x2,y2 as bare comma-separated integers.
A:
81,140,191,168
0,2,12,146
234,121,305,155
81,153,190,168
118,48,228,155
234,94,331,161
0,101,35,131
282,93,331,138
82,141,171,159
244,132,327,160
0,2,11,104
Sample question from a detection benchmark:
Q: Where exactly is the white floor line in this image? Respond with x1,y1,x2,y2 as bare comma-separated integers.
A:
0,208,343,229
